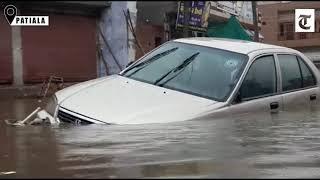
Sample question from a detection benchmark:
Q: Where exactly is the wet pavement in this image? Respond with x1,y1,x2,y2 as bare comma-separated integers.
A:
2,97,320,178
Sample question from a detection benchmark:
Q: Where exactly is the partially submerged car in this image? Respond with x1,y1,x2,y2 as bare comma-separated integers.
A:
43,37,320,125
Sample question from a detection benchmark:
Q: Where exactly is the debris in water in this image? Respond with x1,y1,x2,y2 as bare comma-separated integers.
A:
5,107,58,126
0,171,16,175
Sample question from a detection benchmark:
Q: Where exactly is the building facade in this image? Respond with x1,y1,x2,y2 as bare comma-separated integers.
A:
258,1,320,67
208,1,263,40
0,1,136,85
135,1,177,60
135,1,260,60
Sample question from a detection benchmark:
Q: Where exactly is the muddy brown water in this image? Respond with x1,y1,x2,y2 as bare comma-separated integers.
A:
1,97,320,178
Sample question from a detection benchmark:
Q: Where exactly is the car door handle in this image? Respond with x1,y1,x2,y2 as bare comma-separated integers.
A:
270,102,279,110
310,94,317,101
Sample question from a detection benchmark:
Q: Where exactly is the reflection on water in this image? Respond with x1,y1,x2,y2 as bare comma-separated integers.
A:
1,98,320,178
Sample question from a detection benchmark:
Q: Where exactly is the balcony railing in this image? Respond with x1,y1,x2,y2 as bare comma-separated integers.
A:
278,32,320,41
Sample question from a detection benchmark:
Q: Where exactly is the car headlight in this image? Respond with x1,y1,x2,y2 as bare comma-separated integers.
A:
45,95,58,116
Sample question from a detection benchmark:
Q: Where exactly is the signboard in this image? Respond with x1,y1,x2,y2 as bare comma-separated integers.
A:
176,1,211,32
216,1,238,15
211,1,254,25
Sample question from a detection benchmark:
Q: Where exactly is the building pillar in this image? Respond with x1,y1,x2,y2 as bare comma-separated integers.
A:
11,26,23,86
127,1,137,63
98,1,137,77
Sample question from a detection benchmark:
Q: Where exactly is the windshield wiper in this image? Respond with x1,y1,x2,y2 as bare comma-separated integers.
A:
123,47,179,77
153,52,200,86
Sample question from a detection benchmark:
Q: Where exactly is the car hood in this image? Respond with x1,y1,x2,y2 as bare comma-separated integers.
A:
58,75,224,125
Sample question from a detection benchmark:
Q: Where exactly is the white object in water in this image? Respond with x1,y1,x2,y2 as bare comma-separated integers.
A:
5,107,58,126
0,171,16,175
36,110,57,124
11,107,41,126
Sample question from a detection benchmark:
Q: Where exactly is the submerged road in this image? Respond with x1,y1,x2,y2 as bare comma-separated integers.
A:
1,97,320,178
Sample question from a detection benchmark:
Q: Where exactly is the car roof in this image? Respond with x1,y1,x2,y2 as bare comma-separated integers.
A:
173,37,293,55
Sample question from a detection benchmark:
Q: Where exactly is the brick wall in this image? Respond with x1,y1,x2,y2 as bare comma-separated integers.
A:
259,1,320,48
135,23,164,60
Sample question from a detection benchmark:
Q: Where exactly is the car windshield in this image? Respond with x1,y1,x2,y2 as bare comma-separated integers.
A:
121,41,248,102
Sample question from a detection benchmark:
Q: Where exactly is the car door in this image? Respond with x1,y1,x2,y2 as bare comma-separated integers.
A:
277,54,320,111
225,54,283,116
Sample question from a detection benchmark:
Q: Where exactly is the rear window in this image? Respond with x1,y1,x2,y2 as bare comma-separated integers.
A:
297,56,317,87
278,54,317,92
278,54,303,91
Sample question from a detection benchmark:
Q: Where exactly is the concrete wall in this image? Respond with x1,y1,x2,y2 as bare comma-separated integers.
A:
4,1,135,85
98,1,137,76
0,15,14,84
4,2,114,86
136,1,177,26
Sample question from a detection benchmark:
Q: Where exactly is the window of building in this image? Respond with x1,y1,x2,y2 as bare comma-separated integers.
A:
240,55,277,100
284,23,294,40
316,21,320,33
278,10,294,16
278,54,303,91
279,22,294,40
299,32,307,39
280,23,284,36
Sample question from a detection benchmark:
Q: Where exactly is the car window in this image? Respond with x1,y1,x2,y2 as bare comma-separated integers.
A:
240,55,277,100
121,42,249,102
278,54,303,91
297,56,317,87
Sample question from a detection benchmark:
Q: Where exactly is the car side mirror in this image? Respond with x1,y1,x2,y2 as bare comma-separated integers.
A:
126,61,134,68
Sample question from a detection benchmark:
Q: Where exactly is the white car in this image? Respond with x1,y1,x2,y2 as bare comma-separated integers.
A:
45,38,320,125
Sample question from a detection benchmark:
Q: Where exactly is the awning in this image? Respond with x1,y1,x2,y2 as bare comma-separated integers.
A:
207,15,252,41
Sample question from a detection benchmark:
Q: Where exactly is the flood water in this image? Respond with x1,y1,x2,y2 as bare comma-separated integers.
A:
2,97,320,178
